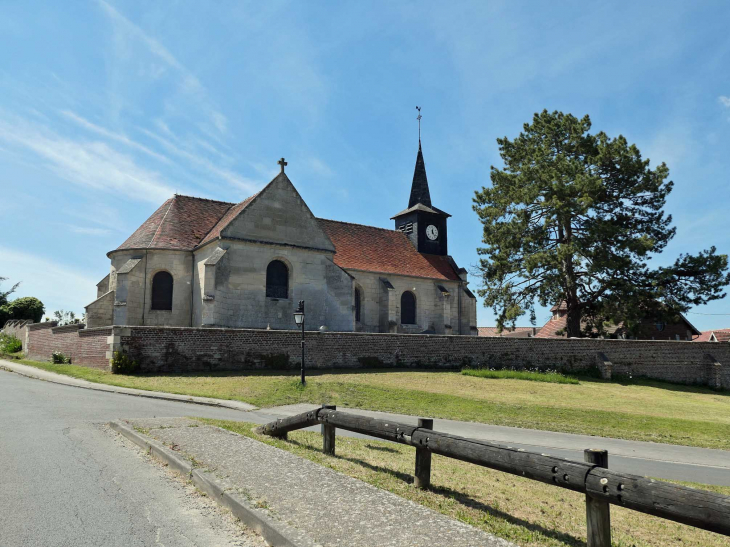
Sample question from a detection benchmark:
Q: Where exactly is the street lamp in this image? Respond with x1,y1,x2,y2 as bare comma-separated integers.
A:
293,300,305,384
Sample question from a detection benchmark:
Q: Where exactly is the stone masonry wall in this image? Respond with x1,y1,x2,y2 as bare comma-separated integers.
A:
17,323,729,389
1,320,33,346
25,322,112,369
109,326,730,389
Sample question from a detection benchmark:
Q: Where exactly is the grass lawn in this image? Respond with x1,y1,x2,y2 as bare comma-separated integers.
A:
7,357,730,450
462,368,579,384
196,418,730,547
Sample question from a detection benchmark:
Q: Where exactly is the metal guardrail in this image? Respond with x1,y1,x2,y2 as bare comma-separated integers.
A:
256,405,730,546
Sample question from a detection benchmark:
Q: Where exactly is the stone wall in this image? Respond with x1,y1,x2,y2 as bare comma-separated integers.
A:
107,326,728,389
25,322,112,369
15,323,730,389
1,319,32,346
193,240,354,332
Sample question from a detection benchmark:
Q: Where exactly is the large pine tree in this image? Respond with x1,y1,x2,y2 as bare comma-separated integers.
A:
474,110,729,338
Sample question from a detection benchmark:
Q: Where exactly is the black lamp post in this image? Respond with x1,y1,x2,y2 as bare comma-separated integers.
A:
293,300,305,384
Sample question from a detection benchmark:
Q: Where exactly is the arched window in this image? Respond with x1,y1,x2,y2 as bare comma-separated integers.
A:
401,291,416,325
355,287,362,322
266,260,288,298
151,271,173,310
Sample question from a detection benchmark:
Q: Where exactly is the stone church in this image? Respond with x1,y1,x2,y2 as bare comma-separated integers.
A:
85,143,478,335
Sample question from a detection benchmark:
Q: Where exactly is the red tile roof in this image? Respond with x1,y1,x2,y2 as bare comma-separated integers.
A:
115,195,462,281
695,328,730,342
318,219,461,281
197,193,258,247
477,327,535,337
115,195,235,252
535,315,569,338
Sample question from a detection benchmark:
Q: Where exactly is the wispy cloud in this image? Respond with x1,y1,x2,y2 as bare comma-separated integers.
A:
60,109,170,164
719,96,730,108
305,157,334,177
0,246,99,313
140,127,261,193
96,0,228,137
65,225,112,236
0,111,175,203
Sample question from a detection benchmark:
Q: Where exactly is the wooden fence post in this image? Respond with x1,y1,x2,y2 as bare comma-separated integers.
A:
414,418,433,489
584,449,611,547
321,404,336,456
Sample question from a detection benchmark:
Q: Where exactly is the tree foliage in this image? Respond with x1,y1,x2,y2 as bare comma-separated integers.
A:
5,297,45,324
474,110,730,337
0,276,19,307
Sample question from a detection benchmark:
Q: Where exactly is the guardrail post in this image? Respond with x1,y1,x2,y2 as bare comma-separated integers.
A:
584,449,611,547
321,404,336,456
414,418,433,489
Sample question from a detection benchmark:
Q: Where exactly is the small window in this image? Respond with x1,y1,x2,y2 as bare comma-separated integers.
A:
266,260,288,299
355,287,362,322
401,291,416,325
151,271,173,310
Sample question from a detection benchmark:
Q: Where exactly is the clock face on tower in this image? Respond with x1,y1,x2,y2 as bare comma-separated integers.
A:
426,224,439,240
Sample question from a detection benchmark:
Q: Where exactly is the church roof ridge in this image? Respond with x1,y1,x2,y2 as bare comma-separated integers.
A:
316,217,400,233
170,193,237,206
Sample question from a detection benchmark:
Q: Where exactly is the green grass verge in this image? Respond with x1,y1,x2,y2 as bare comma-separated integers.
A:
7,358,730,450
195,418,730,547
462,368,579,384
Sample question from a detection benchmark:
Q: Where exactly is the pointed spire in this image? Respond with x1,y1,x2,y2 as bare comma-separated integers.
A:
408,141,432,208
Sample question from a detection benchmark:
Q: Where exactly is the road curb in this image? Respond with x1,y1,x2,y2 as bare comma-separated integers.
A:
109,420,317,547
109,420,193,477
0,360,257,412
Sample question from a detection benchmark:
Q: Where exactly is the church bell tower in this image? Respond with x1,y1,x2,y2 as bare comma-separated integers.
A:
391,136,450,256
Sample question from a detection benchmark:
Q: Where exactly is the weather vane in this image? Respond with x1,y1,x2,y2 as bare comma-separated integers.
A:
416,106,422,142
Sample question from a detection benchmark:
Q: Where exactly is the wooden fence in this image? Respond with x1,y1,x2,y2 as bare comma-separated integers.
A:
256,406,730,546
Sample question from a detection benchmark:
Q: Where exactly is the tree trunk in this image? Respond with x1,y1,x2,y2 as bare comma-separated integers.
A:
560,220,582,338
565,306,582,338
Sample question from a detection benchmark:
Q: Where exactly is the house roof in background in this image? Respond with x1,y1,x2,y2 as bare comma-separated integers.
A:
477,326,535,337
696,328,730,342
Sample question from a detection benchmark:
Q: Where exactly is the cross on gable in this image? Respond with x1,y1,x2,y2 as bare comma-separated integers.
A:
278,157,287,173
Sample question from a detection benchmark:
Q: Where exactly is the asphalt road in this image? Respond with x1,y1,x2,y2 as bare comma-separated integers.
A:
0,369,266,547
1,366,728,547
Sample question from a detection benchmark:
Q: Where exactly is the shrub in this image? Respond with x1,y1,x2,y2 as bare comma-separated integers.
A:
111,351,140,375
6,297,45,323
50,351,71,364
0,333,22,354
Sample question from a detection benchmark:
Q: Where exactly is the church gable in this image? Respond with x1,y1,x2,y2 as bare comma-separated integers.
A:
217,172,335,252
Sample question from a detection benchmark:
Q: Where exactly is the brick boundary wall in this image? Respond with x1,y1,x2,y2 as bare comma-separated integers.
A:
25,322,112,370
13,324,729,389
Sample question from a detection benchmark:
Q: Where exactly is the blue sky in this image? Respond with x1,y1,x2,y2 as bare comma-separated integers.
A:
1,0,729,330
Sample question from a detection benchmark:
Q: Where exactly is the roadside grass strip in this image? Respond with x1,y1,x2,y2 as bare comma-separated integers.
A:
198,418,730,547
11,359,730,450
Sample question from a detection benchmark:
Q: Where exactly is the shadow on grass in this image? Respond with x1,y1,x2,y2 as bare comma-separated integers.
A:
363,443,400,453
285,438,585,547
574,374,728,397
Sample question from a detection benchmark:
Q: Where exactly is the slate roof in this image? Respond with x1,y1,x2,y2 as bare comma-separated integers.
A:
318,219,461,281
115,195,235,252
409,141,431,208
114,194,462,281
